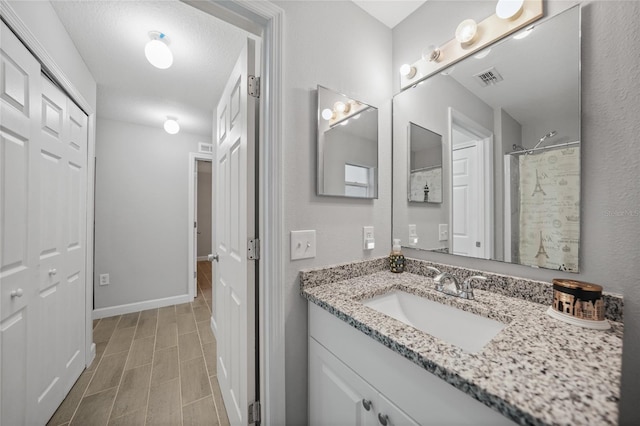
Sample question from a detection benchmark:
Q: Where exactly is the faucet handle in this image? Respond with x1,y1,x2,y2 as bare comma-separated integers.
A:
460,275,486,300
426,266,441,276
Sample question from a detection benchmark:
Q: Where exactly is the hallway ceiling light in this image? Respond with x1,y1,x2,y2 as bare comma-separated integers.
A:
164,117,180,134
145,31,173,69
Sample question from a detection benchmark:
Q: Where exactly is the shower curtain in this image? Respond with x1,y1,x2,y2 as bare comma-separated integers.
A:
518,146,580,271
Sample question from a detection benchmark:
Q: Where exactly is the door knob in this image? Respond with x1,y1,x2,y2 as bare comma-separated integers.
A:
361,399,372,411
208,253,219,262
49,268,57,275
378,413,389,426
10,288,24,298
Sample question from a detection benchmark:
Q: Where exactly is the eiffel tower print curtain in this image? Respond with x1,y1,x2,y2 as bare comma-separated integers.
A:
518,146,580,271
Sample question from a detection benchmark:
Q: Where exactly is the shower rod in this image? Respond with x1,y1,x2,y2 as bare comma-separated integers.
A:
507,140,580,156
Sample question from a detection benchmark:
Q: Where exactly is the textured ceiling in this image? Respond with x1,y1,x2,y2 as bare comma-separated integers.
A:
352,0,427,28
51,0,247,136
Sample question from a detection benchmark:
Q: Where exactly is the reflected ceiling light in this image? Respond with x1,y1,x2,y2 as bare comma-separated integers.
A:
341,120,349,126
352,114,361,120
474,48,491,59
321,108,334,121
422,45,441,62
399,63,417,78
145,31,173,69
164,117,180,134
496,0,524,20
455,19,478,44
513,26,534,39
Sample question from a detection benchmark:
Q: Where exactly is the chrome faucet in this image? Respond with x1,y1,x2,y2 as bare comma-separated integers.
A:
426,267,486,300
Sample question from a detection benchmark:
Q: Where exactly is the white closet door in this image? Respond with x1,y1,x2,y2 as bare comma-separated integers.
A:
1,21,88,425
1,20,43,426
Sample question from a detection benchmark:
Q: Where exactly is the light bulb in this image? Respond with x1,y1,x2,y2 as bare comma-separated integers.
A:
145,32,173,69
455,19,478,44
496,0,524,20
422,45,441,62
334,101,347,113
321,108,334,121
164,118,180,134
400,64,416,78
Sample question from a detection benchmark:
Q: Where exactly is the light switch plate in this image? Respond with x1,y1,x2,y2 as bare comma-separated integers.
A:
99,274,110,286
363,226,374,250
291,230,316,260
438,224,449,241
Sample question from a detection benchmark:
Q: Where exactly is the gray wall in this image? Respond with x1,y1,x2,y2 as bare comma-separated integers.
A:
197,163,213,258
94,118,206,309
275,1,393,424
392,2,640,424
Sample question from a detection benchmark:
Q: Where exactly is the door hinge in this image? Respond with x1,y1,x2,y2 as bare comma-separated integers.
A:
248,238,260,260
248,75,260,98
194,221,197,228
194,271,196,279
248,400,261,424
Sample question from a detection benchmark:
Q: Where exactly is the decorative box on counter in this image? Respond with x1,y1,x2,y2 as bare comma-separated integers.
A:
546,279,610,330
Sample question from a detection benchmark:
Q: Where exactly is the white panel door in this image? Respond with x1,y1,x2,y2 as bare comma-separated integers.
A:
214,39,256,425
1,21,87,425
0,20,42,426
452,145,480,257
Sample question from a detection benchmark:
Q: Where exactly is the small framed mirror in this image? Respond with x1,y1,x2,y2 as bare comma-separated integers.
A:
317,85,378,199
408,122,443,203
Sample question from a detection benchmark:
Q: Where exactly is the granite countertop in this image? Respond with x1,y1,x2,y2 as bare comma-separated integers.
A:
301,264,624,426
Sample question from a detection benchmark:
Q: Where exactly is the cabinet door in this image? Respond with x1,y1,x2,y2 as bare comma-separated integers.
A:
375,393,420,426
309,338,377,426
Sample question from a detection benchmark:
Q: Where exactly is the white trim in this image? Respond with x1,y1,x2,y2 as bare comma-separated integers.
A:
211,316,218,339
92,294,192,319
197,256,210,261
188,152,213,300
503,155,513,263
181,2,286,423
0,0,98,370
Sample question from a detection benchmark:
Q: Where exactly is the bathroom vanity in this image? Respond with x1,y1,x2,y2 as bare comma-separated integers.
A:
301,258,624,425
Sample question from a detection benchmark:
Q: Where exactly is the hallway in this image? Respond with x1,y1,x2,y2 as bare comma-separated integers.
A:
47,262,228,425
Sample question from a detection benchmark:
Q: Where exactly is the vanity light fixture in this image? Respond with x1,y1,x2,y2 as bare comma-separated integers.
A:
496,0,524,20
399,64,417,78
455,19,478,45
164,117,180,134
334,101,350,114
145,31,173,69
422,45,441,62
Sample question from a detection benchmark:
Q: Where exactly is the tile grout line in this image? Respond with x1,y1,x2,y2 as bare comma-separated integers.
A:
142,309,160,426
104,313,141,423
174,305,185,426
65,316,120,426
195,274,223,426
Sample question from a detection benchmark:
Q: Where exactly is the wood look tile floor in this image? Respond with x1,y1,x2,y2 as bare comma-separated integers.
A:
48,262,229,426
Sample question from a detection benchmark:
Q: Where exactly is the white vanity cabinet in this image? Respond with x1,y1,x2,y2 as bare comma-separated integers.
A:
310,338,419,426
308,303,515,426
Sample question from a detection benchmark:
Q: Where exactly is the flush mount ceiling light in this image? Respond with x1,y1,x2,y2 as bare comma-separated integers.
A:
496,0,524,20
399,64,417,78
164,117,180,134
455,19,478,45
145,31,173,69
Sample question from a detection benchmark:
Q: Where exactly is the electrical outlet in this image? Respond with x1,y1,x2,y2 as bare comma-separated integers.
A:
363,226,374,250
408,224,418,246
291,230,316,260
99,274,110,286
438,224,449,241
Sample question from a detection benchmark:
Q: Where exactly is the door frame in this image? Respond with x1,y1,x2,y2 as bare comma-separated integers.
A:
188,153,213,300
448,108,494,259
1,0,286,423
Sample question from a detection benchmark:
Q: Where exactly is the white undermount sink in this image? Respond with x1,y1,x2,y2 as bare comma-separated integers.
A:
362,290,506,353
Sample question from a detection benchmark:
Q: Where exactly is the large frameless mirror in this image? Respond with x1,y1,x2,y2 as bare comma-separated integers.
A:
392,5,581,272
317,85,379,199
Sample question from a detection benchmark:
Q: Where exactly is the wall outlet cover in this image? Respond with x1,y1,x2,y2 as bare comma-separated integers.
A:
291,230,316,260
99,274,110,286
363,226,374,250
438,224,449,241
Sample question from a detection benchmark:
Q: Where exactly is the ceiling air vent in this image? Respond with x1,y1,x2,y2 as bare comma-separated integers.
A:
199,143,213,154
473,67,504,87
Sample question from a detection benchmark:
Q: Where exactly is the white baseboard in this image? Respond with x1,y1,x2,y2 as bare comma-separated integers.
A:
197,256,209,261
92,294,193,319
211,316,218,339
86,342,96,369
